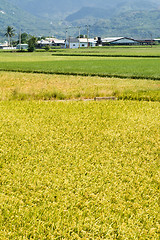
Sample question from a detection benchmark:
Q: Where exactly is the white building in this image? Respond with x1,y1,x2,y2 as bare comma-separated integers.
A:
37,38,65,48
37,39,52,47
65,38,97,49
16,44,28,50
0,41,15,49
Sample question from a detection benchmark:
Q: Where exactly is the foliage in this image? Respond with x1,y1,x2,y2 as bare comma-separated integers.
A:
4,26,15,47
0,100,159,239
21,32,30,44
44,45,51,51
28,36,37,52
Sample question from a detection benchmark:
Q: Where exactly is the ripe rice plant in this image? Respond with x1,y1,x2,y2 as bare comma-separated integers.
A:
0,71,159,101
0,101,159,239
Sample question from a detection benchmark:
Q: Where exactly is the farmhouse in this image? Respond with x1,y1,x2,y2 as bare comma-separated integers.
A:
46,38,65,48
0,41,8,49
16,44,28,50
0,41,16,49
37,38,65,48
37,39,52,48
65,37,96,48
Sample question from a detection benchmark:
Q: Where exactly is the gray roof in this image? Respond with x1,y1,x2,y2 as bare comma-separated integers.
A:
66,37,79,43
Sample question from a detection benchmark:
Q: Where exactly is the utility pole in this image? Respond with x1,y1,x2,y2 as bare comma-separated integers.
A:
69,36,71,49
150,33,153,48
86,25,90,48
19,29,21,50
78,26,81,48
65,27,68,48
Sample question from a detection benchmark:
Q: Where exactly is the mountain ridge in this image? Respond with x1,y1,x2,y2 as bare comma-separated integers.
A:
1,0,160,40
7,0,160,18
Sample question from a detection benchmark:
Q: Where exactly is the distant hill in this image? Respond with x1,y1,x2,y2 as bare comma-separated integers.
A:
66,0,159,22
88,10,160,39
65,7,113,22
0,0,58,41
8,0,160,18
1,0,160,41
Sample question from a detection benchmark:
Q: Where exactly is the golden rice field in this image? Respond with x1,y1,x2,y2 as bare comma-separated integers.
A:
0,100,159,239
0,48,160,239
0,71,159,101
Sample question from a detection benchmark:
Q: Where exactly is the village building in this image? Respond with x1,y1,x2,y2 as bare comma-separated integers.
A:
0,41,16,49
65,37,97,48
154,39,160,44
101,37,141,46
37,38,65,48
37,39,52,48
16,44,28,50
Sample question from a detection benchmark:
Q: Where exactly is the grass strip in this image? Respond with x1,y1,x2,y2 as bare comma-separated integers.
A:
52,53,160,58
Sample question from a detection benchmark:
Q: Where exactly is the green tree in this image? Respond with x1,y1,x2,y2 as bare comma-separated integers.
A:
21,33,30,44
5,26,15,47
28,36,37,52
45,45,50,51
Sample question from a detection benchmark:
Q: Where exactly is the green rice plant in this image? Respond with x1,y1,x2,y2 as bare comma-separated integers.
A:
52,45,160,57
10,89,66,100
1,52,160,80
116,90,160,101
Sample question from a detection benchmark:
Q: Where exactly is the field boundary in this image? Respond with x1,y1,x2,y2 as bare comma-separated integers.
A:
1,68,160,81
52,53,160,58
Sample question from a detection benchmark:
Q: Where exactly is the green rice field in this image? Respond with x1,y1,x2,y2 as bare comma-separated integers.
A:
0,51,160,80
0,47,160,239
51,45,160,57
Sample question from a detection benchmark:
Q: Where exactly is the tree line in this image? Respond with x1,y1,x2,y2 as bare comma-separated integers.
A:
4,26,37,52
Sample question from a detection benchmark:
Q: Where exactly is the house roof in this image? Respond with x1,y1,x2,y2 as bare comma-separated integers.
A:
37,39,51,44
17,44,28,46
53,39,65,44
102,37,124,43
66,38,96,43
102,37,140,43
78,38,97,43
46,38,65,44
66,38,79,43
0,41,8,47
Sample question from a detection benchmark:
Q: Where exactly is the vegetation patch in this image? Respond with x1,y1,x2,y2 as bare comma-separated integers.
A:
0,72,159,101
0,101,159,239
1,51,160,81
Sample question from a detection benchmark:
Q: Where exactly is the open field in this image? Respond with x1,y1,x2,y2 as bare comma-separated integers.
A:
52,45,160,57
0,47,160,239
2,45,160,57
0,101,160,239
0,52,160,80
0,71,159,101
